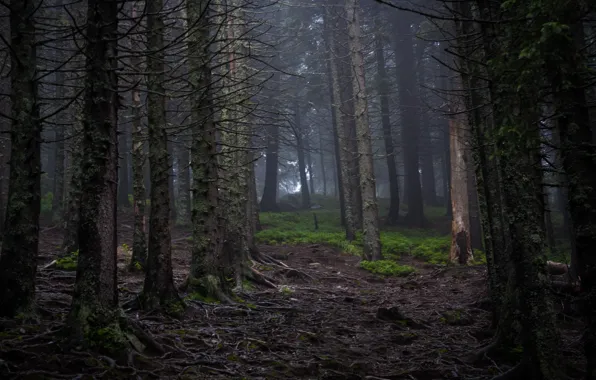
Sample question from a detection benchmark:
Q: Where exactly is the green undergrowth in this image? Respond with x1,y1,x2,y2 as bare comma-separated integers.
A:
360,260,416,276
256,207,455,264
56,250,79,270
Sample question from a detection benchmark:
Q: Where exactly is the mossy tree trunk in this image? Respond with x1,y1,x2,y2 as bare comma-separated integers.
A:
550,19,596,379
186,0,227,301
346,0,382,261
0,0,41,317
373,15,399,226
66,0,122,341
141,0,180,309
129,3,147,271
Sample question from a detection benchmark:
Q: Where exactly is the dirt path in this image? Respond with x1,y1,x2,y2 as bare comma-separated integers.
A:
0,226,583,379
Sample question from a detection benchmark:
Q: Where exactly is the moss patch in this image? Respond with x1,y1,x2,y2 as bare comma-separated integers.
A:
56,250,79,270
360,260,416,277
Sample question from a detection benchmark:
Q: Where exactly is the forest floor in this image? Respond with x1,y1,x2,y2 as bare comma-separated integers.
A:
0,209,585,379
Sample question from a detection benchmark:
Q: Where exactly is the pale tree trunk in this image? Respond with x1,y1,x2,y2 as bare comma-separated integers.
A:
66,0,122,341
323,21,345,222
141,0,180,309
128,3,147,271
0,0,41,317
317,124,327,196
295,102,311,209
186,0,227,300
373,16,399,225
219,0,251,290
305,135,315,195
325,8,355,241
448,89,473,264
346,0,382,261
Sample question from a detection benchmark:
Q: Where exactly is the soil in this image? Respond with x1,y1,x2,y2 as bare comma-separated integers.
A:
0,215,585,379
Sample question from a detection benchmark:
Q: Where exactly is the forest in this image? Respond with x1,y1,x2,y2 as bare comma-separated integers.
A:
0,0,595,378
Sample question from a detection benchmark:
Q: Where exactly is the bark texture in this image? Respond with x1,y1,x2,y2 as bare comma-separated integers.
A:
67,0,122,341
0,0,41,317
373,19,399,225
141,0,180,309
129,4,147,271
346,0,382,261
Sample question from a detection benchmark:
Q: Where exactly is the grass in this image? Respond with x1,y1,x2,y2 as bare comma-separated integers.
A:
256,200,457,265
360,260,416,276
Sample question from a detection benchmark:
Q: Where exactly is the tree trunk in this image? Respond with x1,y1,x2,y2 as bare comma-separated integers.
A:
295,103,311,209
186,0,226,299
305,135,315,196
118,121,130,208
66,0,123,342
260,123,279,211
0,0,41,317
52,32,66,222
317,124,327,196
416,41,437,207
325,8,356,241
552,21,596,380
323,22,346,222
373,18,399,225
141,0,180,309
129,4,147,271
346,0,382,261
393,14,425,227
467,149,483,251
449,91,473,264
168,139,177,222
177,140,191,225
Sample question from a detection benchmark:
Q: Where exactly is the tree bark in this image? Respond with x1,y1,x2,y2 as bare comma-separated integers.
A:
66,0,122,341
295,102,311,209
373,18,399,225
128,4,147,271
118,121,130,207
317,124,327,196
346,0,382,261
186,0,226,299
52,25,66,222
177,140,191,225
325,8,356,241
448,89,473,264
260,122,280,211
0,0,41,317
141,0,180,309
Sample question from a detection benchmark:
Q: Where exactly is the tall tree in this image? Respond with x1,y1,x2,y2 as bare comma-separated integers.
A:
325,8,356,241
0,0,41,317
141,0,180,309
373,14,399,225
346,0,381,261
294,101,311,209
186,0,227,300
66,0,122,341
128,3,147,271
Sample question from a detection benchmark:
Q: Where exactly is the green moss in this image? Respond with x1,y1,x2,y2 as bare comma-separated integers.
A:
279,285,294,296
41,192,53,214
56,250,79,270
165,300,186,316
185,292,220,304
86,323,128,353
360,260,416,277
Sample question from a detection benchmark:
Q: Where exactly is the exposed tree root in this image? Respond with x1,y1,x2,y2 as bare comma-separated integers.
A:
185,274,236,305
490,362,524,380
